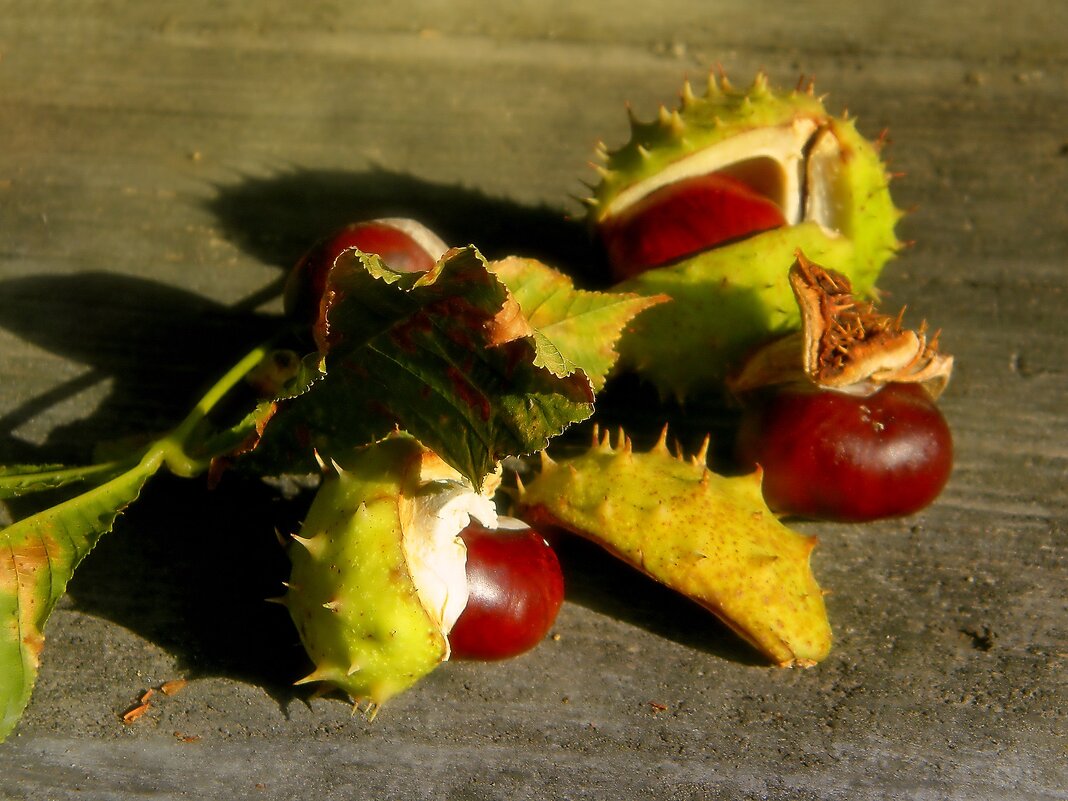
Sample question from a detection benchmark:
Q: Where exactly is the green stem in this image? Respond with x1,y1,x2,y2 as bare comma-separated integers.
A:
157,342,274,477
0,342,279,492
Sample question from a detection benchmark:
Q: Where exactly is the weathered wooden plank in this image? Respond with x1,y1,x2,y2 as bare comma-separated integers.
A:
0,1,1065,798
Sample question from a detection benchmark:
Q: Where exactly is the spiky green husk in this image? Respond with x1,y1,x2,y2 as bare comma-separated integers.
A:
589,73,903,398
284,437,453,716
519,428,831,666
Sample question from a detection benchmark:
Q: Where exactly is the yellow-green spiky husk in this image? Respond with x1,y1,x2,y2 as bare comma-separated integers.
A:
590,73,903,398
284,437,448,715
519,428,831,666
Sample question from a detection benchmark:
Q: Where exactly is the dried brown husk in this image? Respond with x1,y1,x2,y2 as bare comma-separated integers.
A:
729,253,953,398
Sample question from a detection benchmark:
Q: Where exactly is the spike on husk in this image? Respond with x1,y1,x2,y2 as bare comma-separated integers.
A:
518,430,832,667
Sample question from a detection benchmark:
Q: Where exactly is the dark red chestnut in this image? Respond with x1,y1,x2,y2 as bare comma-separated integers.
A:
735,382,953,522
599,172,786,281
284,218,448,328
449,519,564,661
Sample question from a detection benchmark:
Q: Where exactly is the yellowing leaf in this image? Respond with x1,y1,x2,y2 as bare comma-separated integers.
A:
490,257,667,391
0,453,161,740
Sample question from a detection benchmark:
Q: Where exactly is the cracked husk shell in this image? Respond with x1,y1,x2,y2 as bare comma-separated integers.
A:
518,427,831,667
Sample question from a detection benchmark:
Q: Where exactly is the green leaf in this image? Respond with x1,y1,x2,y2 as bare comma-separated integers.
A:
0,452,162,741
264,247,595,486
490,256,668,391
529,330,578,379
0,462,135,500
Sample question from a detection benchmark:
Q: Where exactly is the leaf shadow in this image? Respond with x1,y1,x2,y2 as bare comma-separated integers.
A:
63,472,315,701
0,272,277,465
205,165,607,286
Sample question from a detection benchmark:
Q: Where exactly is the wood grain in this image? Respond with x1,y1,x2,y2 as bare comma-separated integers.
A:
1,2,1065,798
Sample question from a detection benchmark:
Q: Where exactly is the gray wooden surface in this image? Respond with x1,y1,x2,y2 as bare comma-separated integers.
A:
1,2,1065,799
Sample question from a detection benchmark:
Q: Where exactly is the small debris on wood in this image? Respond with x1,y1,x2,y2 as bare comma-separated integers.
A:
962,625,997,652
160,679,188,696
119,679,189,725
121,703,150,724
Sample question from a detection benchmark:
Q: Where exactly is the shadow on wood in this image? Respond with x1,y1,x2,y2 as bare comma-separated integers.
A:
206,166,608,286
0,272,278,465
63,470,316,703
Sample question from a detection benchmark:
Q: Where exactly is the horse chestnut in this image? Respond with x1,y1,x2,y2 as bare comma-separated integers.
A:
599,172,786,280
449,519,564,661
284,218,448,329
735,382,953,522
